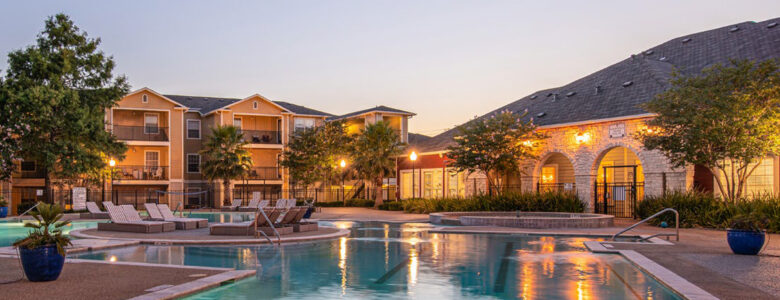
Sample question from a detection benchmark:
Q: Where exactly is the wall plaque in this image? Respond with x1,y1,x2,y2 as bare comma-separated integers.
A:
609,123,626,138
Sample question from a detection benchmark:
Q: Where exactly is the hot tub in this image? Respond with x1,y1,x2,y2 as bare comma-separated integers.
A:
429,211,614,228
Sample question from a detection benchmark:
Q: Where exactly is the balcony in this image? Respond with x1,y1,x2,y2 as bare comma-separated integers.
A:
111,125,169,142
113,165,169,180
240,130,281,145
13,167,45,178
247,167,281,180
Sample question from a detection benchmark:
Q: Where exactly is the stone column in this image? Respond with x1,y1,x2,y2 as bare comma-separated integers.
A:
575,174,596,212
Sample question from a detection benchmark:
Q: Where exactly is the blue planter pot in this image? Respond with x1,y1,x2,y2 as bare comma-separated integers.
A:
727,229,766,255
0,207,7,218
19,245,65,282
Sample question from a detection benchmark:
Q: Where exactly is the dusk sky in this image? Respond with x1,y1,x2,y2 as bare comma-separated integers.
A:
1,1,779,136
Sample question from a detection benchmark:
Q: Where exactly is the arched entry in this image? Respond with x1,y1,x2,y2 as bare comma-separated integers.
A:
593,146,644,218
536,153,576,193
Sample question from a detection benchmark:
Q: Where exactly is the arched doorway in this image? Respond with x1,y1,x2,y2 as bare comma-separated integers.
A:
536,153,576,193
593,146,644,218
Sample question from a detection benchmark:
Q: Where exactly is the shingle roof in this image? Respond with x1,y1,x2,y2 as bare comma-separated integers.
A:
273,101,333,117
330,105,415,120
416,17,780,153
164,95,241,114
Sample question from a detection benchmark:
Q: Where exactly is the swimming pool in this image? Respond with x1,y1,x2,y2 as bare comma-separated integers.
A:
73,221,681,299
186,212,254,223
0,220,101,247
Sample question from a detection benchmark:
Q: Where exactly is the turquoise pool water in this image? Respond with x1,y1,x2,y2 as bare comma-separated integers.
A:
73,221,681,299
186,212,254,223
0,220,101,247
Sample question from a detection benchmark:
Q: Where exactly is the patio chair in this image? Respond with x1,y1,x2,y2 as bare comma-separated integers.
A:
210,208,274,236
255,208,292,236
239,198,261,212
121,205,176,232
79,202,109,219
97,202,172,233
221,199,242,211
157,203,209,228
287,198,297,209
144,203,200,230
274,199,288,209
290,206,318,232
258,200,270,209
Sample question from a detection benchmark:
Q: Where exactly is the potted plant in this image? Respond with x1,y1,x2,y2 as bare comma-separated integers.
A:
0,195,8,218
13,202,72,281
726,212,768,255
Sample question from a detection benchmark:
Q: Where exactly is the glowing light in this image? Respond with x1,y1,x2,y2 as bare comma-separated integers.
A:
109,255,117,262
339,237,348,295
409,151,417,161
408,247,419,287
522,140,534,147
575,132,591,144
339,159,346,168
333,221,354,229
408,236,420,246
108,159,116,167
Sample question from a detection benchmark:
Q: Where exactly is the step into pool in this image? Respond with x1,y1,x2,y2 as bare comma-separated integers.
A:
72,221,681,299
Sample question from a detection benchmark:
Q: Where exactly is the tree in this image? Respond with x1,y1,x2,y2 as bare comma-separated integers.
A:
350,121,406,207
0,14,128,196
637,59,780,202
200,125,252,206
281,121,351,192
0,78,29,180
447,110,546,195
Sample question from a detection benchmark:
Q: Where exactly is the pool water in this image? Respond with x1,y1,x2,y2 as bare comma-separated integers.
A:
73,221,681,299
0,220,101,247
187,212,254,223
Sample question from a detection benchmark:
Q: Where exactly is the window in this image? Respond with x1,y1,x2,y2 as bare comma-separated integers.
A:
142,94,148,103
541,166,557,184
253,101,258,109
187,154,200,173
144,113,159,134
447,170,464,198
233,117,242,129
717,158,775,197
187,119,201,139
145,151,159,168
294,118,316,132
20,161,36,171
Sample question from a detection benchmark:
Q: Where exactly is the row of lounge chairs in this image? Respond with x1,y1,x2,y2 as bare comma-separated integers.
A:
222,198,297,211
210,205,317,236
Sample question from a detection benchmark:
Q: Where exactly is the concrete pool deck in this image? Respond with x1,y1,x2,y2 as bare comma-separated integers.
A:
71,226,349,245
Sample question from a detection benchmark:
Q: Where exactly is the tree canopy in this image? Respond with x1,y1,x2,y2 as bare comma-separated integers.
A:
349,121,406,207
447,110,546,195
0,14,128,191
281,121,350,189
637,59,780,202
200,125,252,205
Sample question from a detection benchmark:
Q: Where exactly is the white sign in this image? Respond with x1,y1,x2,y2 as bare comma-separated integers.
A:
72,187,87,211
609,123,626,138
36,189,43,196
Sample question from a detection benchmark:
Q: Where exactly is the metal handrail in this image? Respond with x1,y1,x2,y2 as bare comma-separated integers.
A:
255,208,282,246
611,208,679,241
13,202,42,222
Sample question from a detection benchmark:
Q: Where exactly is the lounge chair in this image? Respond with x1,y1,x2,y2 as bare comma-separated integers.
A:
221,199,242,211
157,204,209,228
258,200,270,209
79,202,109,219
121,205,176,232
290,206,318,232
144,203,200,230
239,198,261,212
255,208,292,236
97,202,173,233
211,208,288,236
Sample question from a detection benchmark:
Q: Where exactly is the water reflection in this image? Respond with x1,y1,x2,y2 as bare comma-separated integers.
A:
73,222,681,300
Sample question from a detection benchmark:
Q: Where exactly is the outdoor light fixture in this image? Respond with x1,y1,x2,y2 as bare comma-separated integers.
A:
410,151,417,161
410,151,418,198
340,159,346,168
522,140,534,147
109,159,116,167
576,132,591,144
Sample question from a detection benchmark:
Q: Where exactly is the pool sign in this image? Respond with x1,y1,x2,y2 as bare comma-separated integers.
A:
72,187,87,211
609,123,626,138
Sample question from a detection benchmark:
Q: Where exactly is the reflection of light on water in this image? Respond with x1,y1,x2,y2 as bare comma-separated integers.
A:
109,255,117,262
516,258,535,300
384,224,389,269
338,237,348,295
408,236,420,246
568,255,592,300
333,221,355,229
408,247,418,289
431,233,439,262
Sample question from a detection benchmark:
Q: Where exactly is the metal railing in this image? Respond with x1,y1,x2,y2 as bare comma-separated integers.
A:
247,167,281,180
11,202,41,222
611,208,679,241
12,167,45,178
110,125,169,141
113,165,169,180
255,208,281,246
239,130,281,144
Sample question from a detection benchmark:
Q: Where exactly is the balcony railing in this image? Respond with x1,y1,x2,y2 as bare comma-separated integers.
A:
113,165,169,180
246,167,281,180
240,130,281,144
13,168,45,178
110,125,169,141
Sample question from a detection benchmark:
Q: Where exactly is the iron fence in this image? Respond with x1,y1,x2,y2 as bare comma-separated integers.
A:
113,165,169,180
239,129,281,144
594,181,644,218
110,125,169,141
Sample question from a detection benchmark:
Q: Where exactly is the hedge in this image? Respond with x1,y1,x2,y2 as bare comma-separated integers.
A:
382,192,584,214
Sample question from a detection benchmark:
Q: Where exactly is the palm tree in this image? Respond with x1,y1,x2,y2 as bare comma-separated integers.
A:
350,121,406,207
200,125,252,206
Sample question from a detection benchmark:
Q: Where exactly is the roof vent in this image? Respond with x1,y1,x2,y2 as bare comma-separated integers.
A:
566,91,576,97
659,56,667,61
682,38,692,43
622,81,633,87
530,94,537,99
536,112,546,118
551,93,559,102
595,86,602,95
729,26,739,33
768,22,778,28
546,93,553,97
644,50,654,55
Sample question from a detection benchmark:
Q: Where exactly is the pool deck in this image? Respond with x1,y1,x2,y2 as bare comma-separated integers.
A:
71,226,349,245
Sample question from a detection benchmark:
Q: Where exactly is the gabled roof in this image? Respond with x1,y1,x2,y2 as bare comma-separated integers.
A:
164,94,241,114
329,105,415,121
126,87,188,108
416,17,780,153
274,101,333,117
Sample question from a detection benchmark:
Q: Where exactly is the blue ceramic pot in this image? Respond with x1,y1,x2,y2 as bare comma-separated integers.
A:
19,245,65,282
727,229,766,255
0,206,7,218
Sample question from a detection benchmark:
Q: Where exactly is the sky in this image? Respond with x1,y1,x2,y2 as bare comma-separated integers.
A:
1,1,779,136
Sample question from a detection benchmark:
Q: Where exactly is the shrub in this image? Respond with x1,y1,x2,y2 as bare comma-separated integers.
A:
311,199,375,208
378,201,404,211
397,192,584,214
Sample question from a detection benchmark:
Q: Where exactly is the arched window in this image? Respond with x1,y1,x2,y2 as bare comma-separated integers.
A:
253,101,258,109
142,94,148,103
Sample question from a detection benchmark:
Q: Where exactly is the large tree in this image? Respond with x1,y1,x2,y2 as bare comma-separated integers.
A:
281,121,351,192
447,110,546,195
637,59,780,202
200,125,252,206
350,121,406,207
0,14,128,196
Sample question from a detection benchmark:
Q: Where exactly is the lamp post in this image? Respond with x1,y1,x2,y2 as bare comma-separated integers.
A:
409,152,417,199
339,159,346,205
108,159,116,204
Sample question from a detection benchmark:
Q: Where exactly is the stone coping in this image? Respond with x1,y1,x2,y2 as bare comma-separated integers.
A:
128,269,256,300
430,211,614,228
70,227,350,245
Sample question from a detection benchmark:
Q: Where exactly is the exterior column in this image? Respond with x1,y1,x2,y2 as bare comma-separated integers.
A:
575,174,596,213
168,181,184,209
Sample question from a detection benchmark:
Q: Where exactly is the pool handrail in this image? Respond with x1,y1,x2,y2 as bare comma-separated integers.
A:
611,208,679,241
12,202,42,222
255,208,281,246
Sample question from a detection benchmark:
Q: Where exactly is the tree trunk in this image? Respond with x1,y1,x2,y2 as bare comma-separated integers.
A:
223,180,231,206
374,177,383,208
43,165,51,204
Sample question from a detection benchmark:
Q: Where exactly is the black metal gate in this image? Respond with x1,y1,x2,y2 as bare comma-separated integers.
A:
594,165,643,218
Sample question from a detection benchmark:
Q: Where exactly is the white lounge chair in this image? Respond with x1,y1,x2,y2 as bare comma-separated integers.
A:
239,198,260,212
157,203,209,228
79,202,109,219
258,200,269,209
97,202,174,233
121,205,176,232
144,203,200,230
210,208,289,236
222,199,242,211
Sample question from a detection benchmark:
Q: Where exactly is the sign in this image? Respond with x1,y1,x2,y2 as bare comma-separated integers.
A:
609,123,626,138
36,189,43,196
72,187,87,211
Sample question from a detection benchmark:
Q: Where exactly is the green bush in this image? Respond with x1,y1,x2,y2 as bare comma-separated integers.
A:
636,191,780,233
377,201,404,211
395,192,584,214
311,199,375,208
